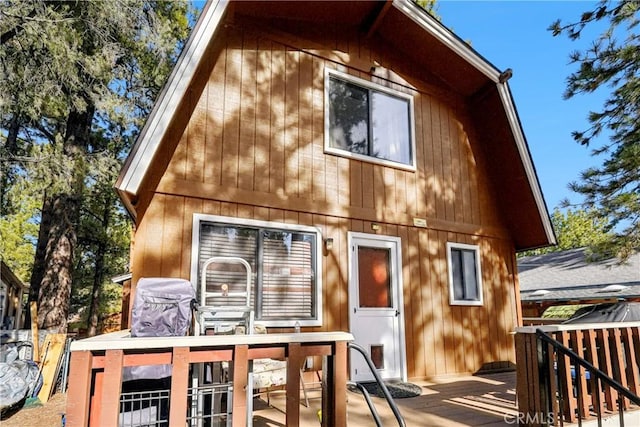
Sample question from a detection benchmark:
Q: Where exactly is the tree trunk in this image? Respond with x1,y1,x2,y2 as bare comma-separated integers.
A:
37,193,79,332
86,249,104,337
31,104,94,333
27,193,52,326
0,113,21,214
87,201,111,337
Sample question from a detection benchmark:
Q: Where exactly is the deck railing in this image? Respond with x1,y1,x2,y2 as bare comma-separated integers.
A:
515,322,640,426
65,330,353,427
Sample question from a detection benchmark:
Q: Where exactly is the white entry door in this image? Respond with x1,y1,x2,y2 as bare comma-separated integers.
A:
348,232,406,382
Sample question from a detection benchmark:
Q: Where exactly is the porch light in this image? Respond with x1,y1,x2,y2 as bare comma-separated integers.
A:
324,238,334,250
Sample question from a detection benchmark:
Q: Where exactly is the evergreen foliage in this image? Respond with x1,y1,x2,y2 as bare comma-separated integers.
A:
0,0,192,332
549,1,640,260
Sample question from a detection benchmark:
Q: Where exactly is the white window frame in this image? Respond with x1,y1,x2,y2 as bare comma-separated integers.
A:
446,242,483,306
324,68,417,171
190,213,323,327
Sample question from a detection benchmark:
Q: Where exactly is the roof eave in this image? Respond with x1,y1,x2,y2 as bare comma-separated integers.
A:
497,82,556,247
392,0,501,83
115,0,556,246
115,0,230,198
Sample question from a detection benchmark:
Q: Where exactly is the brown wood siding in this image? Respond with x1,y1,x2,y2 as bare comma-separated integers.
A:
134,195,518,378
131,17,518,378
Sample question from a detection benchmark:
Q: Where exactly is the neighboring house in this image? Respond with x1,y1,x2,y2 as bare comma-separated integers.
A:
1,260,26,330
115,0,555,381
518,248,640,317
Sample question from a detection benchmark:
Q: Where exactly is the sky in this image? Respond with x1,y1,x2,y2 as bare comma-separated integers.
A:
435,0,610,213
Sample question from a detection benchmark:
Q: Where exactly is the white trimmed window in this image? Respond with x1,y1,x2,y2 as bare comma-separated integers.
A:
325,69,415,169
191,214,322,327
447,242,483,306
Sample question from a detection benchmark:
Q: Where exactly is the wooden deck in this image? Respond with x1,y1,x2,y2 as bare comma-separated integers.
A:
253,371,518,426
65,331,352,427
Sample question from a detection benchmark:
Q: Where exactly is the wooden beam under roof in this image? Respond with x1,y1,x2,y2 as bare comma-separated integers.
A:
365,0,393,38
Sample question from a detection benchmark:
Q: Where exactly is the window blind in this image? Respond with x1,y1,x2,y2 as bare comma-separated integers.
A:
198,223,317,321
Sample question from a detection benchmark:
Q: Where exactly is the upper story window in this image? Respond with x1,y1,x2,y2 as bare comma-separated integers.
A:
447,242,483,306
325,69,416,169
191,214,322,327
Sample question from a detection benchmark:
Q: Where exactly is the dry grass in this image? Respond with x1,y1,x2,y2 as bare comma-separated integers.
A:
1,393,67,427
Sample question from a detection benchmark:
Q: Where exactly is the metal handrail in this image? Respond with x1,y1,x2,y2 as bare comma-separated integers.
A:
536,328,640,426
348,342,406,427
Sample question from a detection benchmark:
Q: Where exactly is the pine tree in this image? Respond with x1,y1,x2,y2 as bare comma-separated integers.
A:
1,0,192,332
549,1,640,260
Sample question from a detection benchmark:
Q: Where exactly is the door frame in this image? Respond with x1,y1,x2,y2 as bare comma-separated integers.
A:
347,232,407,381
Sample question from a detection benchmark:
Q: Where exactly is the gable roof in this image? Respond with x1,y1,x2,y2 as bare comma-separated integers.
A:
519,248,640,303
115,0,555,250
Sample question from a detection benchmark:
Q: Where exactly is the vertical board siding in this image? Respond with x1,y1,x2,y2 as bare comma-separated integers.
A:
238,32,258,192
135,195,518,378
159,21,497,230
135,18,519,379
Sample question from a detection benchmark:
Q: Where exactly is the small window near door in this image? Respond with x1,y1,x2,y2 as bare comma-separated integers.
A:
447,242,483,306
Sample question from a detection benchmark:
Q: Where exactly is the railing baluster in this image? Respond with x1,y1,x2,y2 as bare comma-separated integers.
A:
595,377,602,427
597,328,616,410
559,331,577,422
547,341,560,423
573,329,591,419
585,329,604,416
556,343,565,426
623,328,640,396
619,394,624,427
611,328,630,409
534,328,640,427
539,337,549,426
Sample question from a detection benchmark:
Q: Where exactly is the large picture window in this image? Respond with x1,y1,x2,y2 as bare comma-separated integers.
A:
447,242,483,306
191,214,322,327
325,69,415,169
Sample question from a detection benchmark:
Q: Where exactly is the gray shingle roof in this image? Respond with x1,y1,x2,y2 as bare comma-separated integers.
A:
518,248,640,302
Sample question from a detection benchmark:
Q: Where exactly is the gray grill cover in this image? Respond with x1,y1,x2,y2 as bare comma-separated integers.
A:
124,278,196,381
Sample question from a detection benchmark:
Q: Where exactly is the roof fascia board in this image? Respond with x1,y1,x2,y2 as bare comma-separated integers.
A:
395,0,555,246
392,0,500,83
116,0,230,195
116,187,138,221
497,82,557,245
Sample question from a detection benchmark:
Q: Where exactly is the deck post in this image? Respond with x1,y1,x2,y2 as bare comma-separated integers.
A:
285,342,303,427
65,350,93,427
322,340,347,427
231,344,249,426
100,349,124,426
169,347,191,426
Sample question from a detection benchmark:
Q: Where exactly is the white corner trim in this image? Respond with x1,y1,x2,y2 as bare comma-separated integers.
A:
496,83,556,245
117,0,230,195
392,0,501,83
